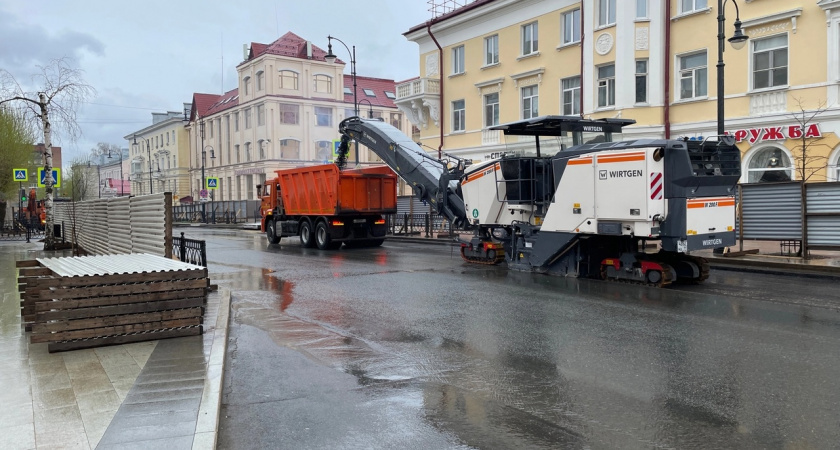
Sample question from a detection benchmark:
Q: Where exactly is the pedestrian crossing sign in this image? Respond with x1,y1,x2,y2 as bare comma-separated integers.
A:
206,177,219,189
37,167,61,188
13,169,28,181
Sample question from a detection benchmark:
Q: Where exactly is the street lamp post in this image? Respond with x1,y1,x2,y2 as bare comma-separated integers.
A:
202,145,215,223
325,35,360,166
132,135,153,195
107,148,124,196
716,0,749,136
358,98,374,119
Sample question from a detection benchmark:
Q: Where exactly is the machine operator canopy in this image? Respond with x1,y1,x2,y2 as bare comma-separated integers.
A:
490,115,637,157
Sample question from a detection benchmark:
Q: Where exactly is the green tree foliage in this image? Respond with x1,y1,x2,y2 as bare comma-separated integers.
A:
0,106,35,201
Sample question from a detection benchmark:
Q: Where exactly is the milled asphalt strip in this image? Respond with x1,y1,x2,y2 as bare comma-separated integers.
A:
95,289,231,450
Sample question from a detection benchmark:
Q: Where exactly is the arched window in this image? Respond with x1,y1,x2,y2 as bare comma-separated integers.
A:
745,146,794,183
256,71,265,91
279,139,300,160
279,70,298,90
314,74,332,94
245,142,252,162
316,140,333,162
243,76,251,95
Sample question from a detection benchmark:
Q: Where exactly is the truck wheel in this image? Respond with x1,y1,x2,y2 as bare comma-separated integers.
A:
266,220,281,244
299,220,316,248
315,221,333,250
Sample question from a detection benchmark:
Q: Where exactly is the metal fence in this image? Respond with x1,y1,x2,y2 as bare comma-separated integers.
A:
0,216,44,242
386,213,450,237
173,232,207,267
172,200,261,224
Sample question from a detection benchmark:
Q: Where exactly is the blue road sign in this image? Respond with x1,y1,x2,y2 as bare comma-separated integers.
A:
37,168,61,188
206,177,219,189
13,169,28,181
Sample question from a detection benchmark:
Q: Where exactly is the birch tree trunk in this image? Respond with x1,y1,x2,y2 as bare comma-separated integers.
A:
40,92,55,250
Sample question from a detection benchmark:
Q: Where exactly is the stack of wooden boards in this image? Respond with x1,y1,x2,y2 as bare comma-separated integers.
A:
17,253,209,353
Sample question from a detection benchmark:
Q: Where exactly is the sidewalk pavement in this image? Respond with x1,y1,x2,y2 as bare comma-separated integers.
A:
0,240,229,450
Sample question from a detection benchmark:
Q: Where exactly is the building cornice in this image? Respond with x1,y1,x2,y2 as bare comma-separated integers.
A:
741,8,802,33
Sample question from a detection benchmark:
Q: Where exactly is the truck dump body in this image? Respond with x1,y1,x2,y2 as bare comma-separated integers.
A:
276,164,397,216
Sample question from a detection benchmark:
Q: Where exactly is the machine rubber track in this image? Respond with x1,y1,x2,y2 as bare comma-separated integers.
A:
460,246,506,265
599,261,676,288
682,255,710,284
646,252,710,284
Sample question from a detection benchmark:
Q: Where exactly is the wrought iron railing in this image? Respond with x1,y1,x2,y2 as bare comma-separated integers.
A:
173,232,207,267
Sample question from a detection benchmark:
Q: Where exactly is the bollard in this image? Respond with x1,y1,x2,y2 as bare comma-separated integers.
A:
179,232,187,262
425,213,430,238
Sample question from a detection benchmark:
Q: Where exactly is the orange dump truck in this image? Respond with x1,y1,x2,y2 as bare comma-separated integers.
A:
259,164,397,249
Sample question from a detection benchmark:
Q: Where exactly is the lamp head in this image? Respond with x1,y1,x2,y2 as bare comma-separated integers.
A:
729,19,748,50
325,40,337,64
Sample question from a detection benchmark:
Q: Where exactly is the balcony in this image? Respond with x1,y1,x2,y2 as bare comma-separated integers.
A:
750,89,787,115
395,78,441,129
481,129,501,146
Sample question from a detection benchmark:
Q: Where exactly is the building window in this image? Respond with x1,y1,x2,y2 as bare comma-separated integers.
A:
315,106,332,127
636,0,648,18
562,76,581,115
753,34,788,90
243,76,251,95
257,104,265,126
679,52,707,99
235,144,240,163
562,9,581,45
280,140,300,160
484,93,499,128
681,0,707,14
452,99,465,132
521,85,538,119
452,45,465,74
314,74,332,94
316,140,332,161
484,35,499,66
209,122,214,139
522,22,539,56
259,140,266,159
279,103,299,124
245,142,251,162
363,88,376,97
256,71,264,91
747,148,792,183
279,70,298,90
234,112,239,131
597,64,616,107
385,91,396,99
636,60,648,103
244,108,252,129
598,0,616,27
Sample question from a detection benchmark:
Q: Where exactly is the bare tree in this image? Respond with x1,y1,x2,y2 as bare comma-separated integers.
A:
0,58,95,249
789,97,830,182
66,157,95,255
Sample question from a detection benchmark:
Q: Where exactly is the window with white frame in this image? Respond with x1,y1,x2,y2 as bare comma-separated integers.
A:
279,103,299,124
636,0,648,19
747,147,792,183
244,108,252,129
679,52,707,99
636,60,648,103
597,65,616,107
452,99,465,132
562,77,581,115
279,70,298,90
753,34,788,90
257,104,265,126
316,140,332,161
681,0,707,14
484,35,499,66
522,22,539,55
315,106,332,127
452,45,465,74
484,92,499,127
521,85,538,119
314,74,332,93
598,0,616,27
256,71,264,91
562,9,581,45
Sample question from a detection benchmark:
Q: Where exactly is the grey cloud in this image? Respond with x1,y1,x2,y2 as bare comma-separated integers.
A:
0,8,104,69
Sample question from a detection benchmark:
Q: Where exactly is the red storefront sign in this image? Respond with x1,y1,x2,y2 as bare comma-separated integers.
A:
730,123,823,144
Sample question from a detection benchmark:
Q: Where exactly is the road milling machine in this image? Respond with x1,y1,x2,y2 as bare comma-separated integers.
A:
338,116,741,286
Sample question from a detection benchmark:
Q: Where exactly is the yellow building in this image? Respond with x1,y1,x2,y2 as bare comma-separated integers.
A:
397,0,840,183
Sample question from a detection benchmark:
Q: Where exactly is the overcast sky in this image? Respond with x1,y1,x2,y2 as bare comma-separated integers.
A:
1,0,433,166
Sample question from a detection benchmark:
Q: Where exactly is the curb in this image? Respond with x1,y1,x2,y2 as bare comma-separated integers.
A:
192,288,231,449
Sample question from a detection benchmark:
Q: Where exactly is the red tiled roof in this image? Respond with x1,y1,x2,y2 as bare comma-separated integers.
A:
205,89,240,116
344,75,398,109
244,32,340,65
191,93,221,121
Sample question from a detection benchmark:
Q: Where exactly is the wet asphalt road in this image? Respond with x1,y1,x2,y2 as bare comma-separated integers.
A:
200,228,840,449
